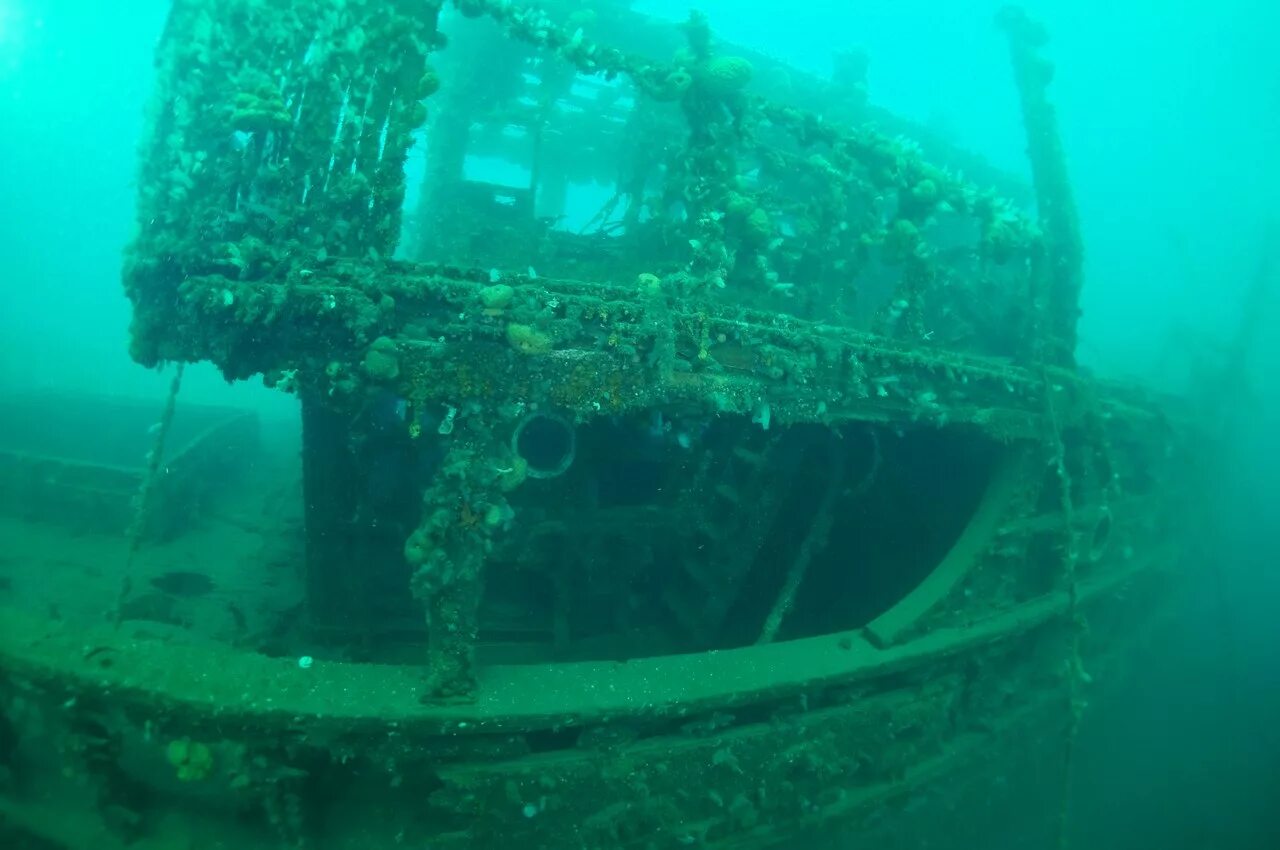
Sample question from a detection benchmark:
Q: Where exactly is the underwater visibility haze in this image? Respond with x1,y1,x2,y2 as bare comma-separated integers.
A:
0,1,1278,848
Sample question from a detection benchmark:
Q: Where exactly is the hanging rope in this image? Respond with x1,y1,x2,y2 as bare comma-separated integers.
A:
113,362,185,626
1042,368,1085,850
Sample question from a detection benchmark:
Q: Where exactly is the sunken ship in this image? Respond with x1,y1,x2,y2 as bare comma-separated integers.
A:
0,2,1190,848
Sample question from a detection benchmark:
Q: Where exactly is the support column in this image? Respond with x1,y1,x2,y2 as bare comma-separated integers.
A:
405,441,512,700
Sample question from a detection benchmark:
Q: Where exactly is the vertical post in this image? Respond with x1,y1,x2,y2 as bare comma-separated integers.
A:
405,440,512,700
997,7,1085,365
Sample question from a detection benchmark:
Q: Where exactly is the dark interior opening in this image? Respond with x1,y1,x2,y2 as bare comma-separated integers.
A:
723,424,1001,644
305,405,1002,662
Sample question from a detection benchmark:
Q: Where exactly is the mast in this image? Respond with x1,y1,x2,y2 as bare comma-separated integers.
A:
998,7,1085,365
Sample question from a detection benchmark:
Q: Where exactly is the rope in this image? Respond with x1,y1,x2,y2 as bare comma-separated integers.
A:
1043,368,1085,850
113,362,185,626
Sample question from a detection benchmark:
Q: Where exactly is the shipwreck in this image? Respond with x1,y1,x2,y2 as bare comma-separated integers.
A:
0,2,1191,848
